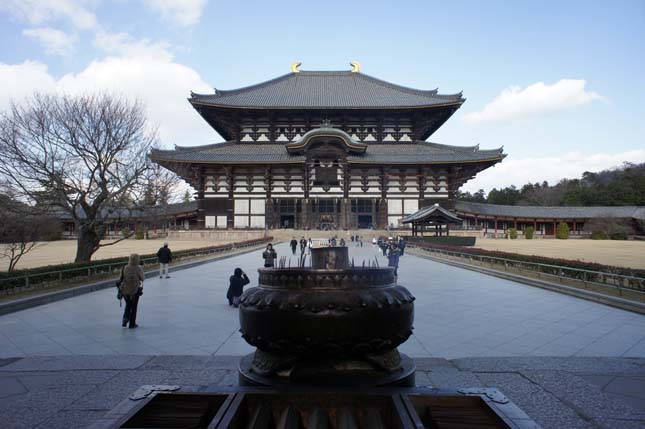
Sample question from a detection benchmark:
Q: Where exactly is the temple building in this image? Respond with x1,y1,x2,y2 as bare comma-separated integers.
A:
150,62,505,230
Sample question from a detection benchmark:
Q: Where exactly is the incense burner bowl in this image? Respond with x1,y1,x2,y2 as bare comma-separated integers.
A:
239,247,415,376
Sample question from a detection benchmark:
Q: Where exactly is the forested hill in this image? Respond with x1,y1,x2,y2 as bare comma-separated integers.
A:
460,162,645,206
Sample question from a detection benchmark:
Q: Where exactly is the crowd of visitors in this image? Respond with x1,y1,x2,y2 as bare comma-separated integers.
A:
115,235,407,328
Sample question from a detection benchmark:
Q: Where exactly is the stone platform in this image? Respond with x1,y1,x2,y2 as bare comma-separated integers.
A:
1,355,644,428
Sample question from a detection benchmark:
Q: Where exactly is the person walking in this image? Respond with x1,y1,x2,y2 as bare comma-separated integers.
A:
307,238,313,254
290,237,298,255
387,244,401,280
399,238,406,256
263,243,277,268
226,268,250,307
157,242,172,278
299,236,306,254
118,253,144,329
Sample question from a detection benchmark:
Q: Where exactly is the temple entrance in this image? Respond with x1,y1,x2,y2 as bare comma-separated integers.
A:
319,214,335,230
357,215,373,229
280,215,295,229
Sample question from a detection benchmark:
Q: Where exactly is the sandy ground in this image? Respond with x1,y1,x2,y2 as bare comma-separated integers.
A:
0,239,232,270
2,236,644,271
475,238,645,270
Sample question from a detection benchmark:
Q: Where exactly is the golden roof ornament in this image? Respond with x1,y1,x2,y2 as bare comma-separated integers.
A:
350,61,361,73
291,61,302,73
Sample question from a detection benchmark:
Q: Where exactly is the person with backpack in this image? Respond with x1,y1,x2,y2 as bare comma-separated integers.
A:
118,253,145,329
157,242,172,279
226,268,250,307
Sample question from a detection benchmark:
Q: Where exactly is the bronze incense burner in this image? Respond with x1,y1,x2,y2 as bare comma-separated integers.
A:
238,246,415,386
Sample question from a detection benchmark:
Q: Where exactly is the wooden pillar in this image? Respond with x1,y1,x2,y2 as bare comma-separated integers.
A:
553,221,557,237
573,220,577,233
514,219,518,229
533,220,537,233
447,223,450,236
227,167,234,229
196,167,206,229
494,218,498,235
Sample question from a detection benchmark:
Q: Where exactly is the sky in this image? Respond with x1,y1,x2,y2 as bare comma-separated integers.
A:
1,0,644,192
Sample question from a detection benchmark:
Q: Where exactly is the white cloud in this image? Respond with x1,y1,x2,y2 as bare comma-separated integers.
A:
462,149,645,192
93,31,172,61
22,27,78,56
0,0,97,29
0,38,216,147
142,0,206,26
463,79,604,123
0,61,57,108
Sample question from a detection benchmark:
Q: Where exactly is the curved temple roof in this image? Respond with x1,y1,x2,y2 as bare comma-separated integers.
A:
190,70,465,109
150,141,505,165
455,201,645,221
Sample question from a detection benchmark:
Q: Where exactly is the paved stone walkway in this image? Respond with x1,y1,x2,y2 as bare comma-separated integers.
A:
1,241,645,359
1,355,644,429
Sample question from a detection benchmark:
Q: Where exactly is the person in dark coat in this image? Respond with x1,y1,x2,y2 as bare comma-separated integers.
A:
387,244,401,279
262,243,277,267
299,237,306,254
157,242,172,278
227,268,250,307
290,237,298,255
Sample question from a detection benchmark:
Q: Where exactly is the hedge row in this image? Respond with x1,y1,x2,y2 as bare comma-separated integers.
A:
0,237,273,291
409,241,645,280
403,236,477,246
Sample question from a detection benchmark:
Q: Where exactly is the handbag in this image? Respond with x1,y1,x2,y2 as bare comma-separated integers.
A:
136,286,143,297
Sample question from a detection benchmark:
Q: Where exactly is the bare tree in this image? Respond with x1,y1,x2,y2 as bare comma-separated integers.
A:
0,194,61,271
0,93,156,262
140,160,182,207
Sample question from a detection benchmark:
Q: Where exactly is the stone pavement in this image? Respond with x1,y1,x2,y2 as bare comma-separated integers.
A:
1,355,644,428
1,241,645,359
2,241,645,427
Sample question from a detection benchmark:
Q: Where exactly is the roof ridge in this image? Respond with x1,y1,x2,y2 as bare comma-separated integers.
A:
456,201,643,210
192,73,295,98
355,72,457,98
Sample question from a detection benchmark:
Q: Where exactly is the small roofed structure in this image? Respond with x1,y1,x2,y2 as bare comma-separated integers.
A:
402,204,462,236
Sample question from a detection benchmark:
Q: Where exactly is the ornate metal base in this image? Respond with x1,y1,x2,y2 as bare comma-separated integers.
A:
238,352,416,388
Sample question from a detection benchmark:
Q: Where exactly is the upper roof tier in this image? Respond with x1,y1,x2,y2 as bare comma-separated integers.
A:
189,70,465,109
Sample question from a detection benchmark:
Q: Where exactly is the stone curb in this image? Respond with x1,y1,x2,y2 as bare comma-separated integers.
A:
410,249,645,315
0,244,268,316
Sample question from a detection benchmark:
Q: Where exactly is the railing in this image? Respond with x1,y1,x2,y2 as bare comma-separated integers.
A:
408,244,645,294
0,238,272,294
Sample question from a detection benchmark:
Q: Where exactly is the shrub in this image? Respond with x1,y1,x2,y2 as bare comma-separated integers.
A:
584,218,634,238
610,231,628,240
135,226,145,240
406,240,645,280
556,222,569,239
508,228,518,239
120,226,132,238
404,236,476,246
0,237,273,291
524,226,534,239
591,230,608,240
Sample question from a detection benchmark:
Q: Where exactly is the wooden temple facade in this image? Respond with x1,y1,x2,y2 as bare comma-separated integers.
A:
151,63,505,230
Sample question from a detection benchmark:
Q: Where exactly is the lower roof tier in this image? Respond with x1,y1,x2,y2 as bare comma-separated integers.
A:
150,141,505,165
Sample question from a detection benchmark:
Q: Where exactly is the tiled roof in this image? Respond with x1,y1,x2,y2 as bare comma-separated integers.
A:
52,202,198,220
455,201,645,220
150,141,505,164
190,71,464,109
402,204,462,224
